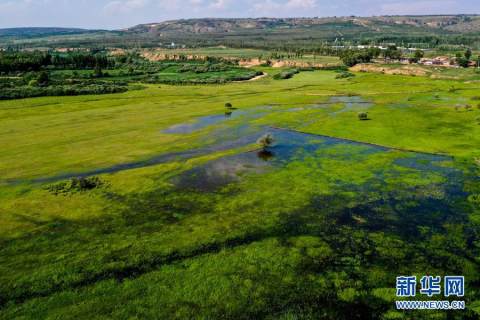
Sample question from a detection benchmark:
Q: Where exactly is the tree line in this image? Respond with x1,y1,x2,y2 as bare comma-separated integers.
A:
0,50,114,74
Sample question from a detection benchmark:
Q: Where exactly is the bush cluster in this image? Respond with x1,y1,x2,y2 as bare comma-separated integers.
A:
335,71,355,79
273,69,299,80
46,176,105,195
0,84,127,100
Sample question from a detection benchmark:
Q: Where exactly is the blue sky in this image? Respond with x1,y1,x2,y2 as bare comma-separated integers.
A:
0,0,478,29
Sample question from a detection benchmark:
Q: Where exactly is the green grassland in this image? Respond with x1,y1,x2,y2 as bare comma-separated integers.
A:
1,67,480,319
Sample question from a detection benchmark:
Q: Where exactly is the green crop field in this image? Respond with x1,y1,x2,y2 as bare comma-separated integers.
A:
145,48,342,65
1,66,480,319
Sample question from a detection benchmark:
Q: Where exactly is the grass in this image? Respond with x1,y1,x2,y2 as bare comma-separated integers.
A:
1,66,480,319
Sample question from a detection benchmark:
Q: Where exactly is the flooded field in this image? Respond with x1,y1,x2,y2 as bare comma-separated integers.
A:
2,70,480,319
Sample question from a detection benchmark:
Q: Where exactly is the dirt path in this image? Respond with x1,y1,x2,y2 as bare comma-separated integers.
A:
247,73,268,81
234,73,268,82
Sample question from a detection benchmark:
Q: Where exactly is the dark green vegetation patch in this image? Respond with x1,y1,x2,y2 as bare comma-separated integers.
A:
46,177,106,195
0,51,259,99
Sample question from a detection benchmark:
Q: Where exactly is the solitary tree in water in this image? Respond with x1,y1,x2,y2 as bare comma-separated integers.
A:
257,133,275,161
257,133,275,150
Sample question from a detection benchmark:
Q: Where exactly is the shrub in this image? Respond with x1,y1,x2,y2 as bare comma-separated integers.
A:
46,176,105,195
335,71,355,79
457,57,470,68
37,71,49,86
261,60,272,67
448,86,458,93
358,112,369,120
257,133,275,150
273,69,299,80
0,83,128,100
225,102,233,109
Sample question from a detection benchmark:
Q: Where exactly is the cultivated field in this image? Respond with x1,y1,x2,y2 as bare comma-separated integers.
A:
143,47,342,65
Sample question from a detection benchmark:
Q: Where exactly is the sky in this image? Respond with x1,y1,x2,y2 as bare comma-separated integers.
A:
0,0,478,29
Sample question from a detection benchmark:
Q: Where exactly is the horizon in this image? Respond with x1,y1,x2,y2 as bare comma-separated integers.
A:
1,13,480,31
0,0,479,29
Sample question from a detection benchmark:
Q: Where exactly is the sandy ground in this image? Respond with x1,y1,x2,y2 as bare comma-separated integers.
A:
349,63,429,76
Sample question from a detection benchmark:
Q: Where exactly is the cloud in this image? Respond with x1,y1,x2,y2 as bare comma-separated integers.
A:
252,0,317,16
379,0,458,15
104,0,149,14
209,0,229,9
286,0,316,9
0,0,30,12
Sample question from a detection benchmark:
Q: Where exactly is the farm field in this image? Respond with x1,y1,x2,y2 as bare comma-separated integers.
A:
143,47,342,65
1,67,480,319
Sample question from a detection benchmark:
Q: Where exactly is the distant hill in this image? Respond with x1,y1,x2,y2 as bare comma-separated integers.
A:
127,15,480,36
117,16,480,50
374,15,480,32
1,16,480,49
0,27,99,38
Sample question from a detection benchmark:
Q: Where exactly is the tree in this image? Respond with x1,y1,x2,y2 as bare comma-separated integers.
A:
465,48,472,60
340,52,359,67
340,49,374,67
384,46,402,61
409,50,424,64
367,47,381,59
93,64,103,78
257,133,274,150
225,102,233,109
37,71,49,86
256,133,275,161
457,57,470,68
